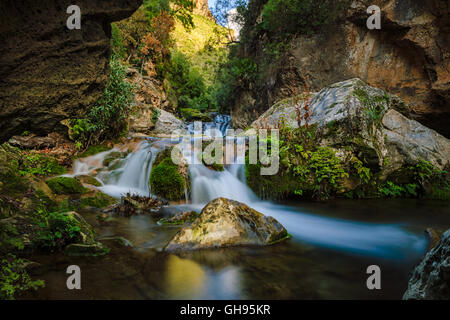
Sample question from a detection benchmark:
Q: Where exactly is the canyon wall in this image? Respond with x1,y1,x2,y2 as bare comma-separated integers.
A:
232,0,450,137
0,0,142,142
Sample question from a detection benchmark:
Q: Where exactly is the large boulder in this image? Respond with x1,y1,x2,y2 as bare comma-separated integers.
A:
251,79,450,178
403,229,450,300
129,104,187,136
231,0,450,137
0,0,142,142
164,198,289,252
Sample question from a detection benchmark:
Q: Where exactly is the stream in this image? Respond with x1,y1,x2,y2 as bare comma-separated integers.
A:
24,115,450,300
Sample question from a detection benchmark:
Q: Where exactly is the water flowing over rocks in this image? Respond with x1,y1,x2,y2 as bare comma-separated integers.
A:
251,79,450,180
0,0,143,142
403,229,450,300
165,198,289,252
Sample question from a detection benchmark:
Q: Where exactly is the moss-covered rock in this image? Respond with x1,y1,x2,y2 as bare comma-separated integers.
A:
45,177,86,195
80,192,117,209
180,108,213,122
150,148,188,201
76,175,102,187
150,159,186,201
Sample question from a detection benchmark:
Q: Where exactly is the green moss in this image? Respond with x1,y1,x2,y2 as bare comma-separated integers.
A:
180,108,212,122
45,177,86,195
76,145,111,159
81,193,117,209
0,254,45,300
150,151,186,201
77,175,102,187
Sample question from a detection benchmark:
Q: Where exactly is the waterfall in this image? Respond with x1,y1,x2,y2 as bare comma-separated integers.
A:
70,115,427,260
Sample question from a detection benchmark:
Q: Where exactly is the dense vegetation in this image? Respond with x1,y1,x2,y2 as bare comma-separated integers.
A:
246,122,450,201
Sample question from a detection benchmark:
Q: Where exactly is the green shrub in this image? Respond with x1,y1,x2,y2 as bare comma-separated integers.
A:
18,153,66,177
111,23,127,58
0,254,44,300
150,158,186,201
71,55,134,148
45,177,86,195
261,0,347,38
35,212,83,250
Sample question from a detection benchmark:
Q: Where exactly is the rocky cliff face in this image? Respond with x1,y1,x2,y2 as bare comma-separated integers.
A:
193,0,216,22
403,229,450,299
0,0,142,142
232,0,450,137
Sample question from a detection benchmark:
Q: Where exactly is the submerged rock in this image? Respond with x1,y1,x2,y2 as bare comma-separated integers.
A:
64,243,109,257
164,198,289,252
403,229,450,300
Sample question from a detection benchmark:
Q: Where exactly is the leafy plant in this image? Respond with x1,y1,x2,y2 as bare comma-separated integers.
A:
18,153,65,177
35,212,82,251
71,55,134,148
0,254,44,300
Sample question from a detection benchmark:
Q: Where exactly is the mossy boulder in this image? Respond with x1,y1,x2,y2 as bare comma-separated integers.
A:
80,191,117,209
180,108,213,122
46,177,86,195
76,175,102,187
165,198,289,252
150,148,188,201
150,159,186,201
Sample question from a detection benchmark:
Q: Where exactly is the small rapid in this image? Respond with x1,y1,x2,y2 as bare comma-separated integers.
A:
68,114,428,261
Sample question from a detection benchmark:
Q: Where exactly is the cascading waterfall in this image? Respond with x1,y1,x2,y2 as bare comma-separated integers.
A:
71,115,427,260
181,117,427,260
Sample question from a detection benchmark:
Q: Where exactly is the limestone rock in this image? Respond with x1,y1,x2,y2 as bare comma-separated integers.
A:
251,79,450,178
165,198,289,252
0,0,143,142
231,0,450,137
403,229,450,300
129,105,187,136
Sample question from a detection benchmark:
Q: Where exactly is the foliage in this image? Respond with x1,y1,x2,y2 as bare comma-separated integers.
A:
353,87,389,124
351,157,371,185
308,147,349,199
172,14,229,86
0,254,44,300
213,55,258,112
45,177,86,195
378,181,418,198
150,150,186,201
151,108,161,124
111,23,127,58
34,212,82,251
166,51,214,113
71,55,134,148
261,0,347,39
18,152,65,177
247,124,348,200
80,193,116,209
179,108,212,121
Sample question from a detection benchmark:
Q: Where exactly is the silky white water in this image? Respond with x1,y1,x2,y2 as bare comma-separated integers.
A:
69,115,427,260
